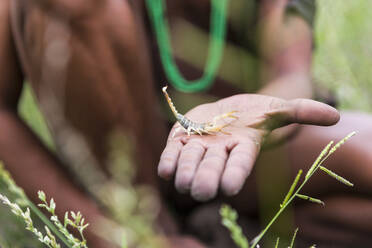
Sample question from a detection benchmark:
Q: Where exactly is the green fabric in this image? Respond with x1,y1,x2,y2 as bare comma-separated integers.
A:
287,0,316,27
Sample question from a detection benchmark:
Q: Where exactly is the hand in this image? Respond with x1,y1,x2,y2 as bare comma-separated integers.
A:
158,94,339,201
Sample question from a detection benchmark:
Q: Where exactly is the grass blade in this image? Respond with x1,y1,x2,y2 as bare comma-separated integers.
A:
296,194,325,206
280,170,302,208
289,228,299,248
306,141,333,179
319,166,354,187
274,237,280,248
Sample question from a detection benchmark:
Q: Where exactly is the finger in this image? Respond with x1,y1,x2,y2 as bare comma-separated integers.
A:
191,145,228,201
287,99,340,125
158,140,183,180
265,98,340,128
221,141,260,196
175,140,206,193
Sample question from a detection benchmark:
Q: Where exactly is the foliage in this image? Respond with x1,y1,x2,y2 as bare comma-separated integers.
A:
220,205,249,248
0,140,166,248
0,163,86,248
314,0,372,111
38,191,89,248
19,83,54,149
0,194,60,248
221,132,356,248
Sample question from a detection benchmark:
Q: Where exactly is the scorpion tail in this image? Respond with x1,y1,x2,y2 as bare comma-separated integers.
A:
162,86,179,118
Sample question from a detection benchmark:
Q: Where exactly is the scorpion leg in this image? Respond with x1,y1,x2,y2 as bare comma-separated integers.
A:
195,128,203,136
204,111,238,135
206,123,231,135
212,111,238,125
187,126,192,136
172,126,183,138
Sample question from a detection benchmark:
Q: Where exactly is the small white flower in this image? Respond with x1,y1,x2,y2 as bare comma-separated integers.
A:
38,191,46,202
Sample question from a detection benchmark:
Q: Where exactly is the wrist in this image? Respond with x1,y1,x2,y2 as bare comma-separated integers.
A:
258,72,313,100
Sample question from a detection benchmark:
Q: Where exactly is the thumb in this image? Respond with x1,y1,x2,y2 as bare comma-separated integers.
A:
264,98,340,129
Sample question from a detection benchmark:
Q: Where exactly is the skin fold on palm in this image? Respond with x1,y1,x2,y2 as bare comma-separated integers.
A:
158,94,340,202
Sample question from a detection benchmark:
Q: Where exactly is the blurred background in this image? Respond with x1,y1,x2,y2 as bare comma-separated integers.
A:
313,0,372,112
1,0,372,246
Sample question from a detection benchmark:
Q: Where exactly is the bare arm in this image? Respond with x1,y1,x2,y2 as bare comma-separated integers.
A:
255,0,315,145
258,0,313,100
0,1,109,246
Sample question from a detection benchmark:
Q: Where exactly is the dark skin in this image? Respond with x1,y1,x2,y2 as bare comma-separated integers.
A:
1,0,371,247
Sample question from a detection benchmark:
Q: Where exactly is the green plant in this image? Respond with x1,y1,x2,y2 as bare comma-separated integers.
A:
0,133,166,248
221,131,356,248
220,205,249,248
0,163,89,248
0,194,60,248
38,191,89,247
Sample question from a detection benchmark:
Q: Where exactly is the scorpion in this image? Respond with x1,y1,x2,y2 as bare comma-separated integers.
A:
162,86,238,137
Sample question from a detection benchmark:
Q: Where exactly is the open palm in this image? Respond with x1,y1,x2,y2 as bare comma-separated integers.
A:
158,94,339,201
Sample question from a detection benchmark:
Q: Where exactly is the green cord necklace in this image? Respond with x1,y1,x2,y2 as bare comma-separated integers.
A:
145,0,229,92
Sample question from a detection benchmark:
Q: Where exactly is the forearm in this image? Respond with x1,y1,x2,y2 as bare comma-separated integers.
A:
258,15,313,100
256,12,315,145
0,109,108,245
